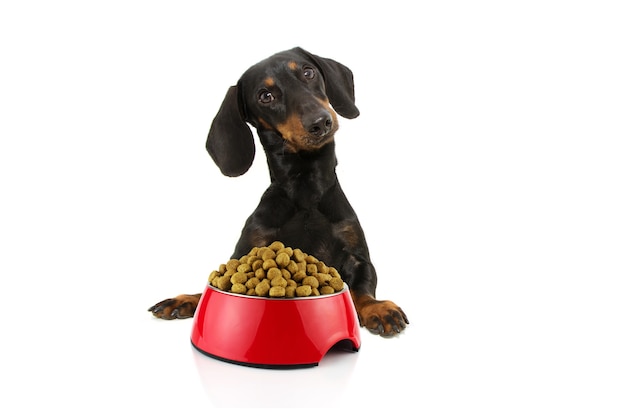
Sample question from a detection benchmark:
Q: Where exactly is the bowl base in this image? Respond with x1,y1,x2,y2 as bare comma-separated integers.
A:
191,340,318,369
191,338,359,370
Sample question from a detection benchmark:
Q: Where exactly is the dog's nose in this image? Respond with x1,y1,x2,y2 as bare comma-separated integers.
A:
306,112,333,137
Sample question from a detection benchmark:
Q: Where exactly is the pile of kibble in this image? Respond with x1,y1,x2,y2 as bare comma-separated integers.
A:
208,241,345,297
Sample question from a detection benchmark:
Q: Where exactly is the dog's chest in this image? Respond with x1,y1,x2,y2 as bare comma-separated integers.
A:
281,206,331,233
274,207,335,262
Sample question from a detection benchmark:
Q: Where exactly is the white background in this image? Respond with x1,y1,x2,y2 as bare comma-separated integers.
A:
1,0,625,414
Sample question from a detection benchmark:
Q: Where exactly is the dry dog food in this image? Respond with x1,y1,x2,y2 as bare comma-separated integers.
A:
208,241,344,297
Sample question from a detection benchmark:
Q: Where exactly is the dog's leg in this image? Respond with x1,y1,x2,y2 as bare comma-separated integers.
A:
341,253,409,336
148,294,202,320
330,217,409,336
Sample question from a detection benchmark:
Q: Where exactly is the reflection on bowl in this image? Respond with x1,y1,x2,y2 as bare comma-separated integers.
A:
191,283,361,369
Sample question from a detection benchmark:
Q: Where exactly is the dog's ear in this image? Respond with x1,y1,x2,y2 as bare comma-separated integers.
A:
295,47,360,119
206,85,255,177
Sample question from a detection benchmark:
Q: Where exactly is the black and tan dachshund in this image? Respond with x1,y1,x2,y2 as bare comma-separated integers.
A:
149,47,408,336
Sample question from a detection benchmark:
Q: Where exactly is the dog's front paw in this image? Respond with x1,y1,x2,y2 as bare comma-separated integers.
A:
148,294,201,320
357,299,409,337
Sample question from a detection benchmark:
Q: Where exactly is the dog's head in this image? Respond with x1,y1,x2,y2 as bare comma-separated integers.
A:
206,47,360,177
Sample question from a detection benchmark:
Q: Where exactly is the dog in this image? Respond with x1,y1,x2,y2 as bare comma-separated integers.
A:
149,47,408,336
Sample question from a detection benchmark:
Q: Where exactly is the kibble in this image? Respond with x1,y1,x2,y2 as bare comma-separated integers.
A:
208,242,344,298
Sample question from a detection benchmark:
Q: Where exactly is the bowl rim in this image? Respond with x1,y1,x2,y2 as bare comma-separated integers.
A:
205,282,349,301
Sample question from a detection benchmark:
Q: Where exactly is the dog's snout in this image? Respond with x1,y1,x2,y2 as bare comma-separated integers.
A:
306,112,333,137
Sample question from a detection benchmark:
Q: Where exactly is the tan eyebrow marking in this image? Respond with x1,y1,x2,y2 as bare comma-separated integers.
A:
288,61,297,70
264,77,275,86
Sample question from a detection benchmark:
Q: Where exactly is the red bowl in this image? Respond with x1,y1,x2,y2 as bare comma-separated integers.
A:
190,283,361,368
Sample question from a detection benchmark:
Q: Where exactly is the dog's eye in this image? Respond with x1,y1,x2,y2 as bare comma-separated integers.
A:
258,90,274,104
303,67,316,80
